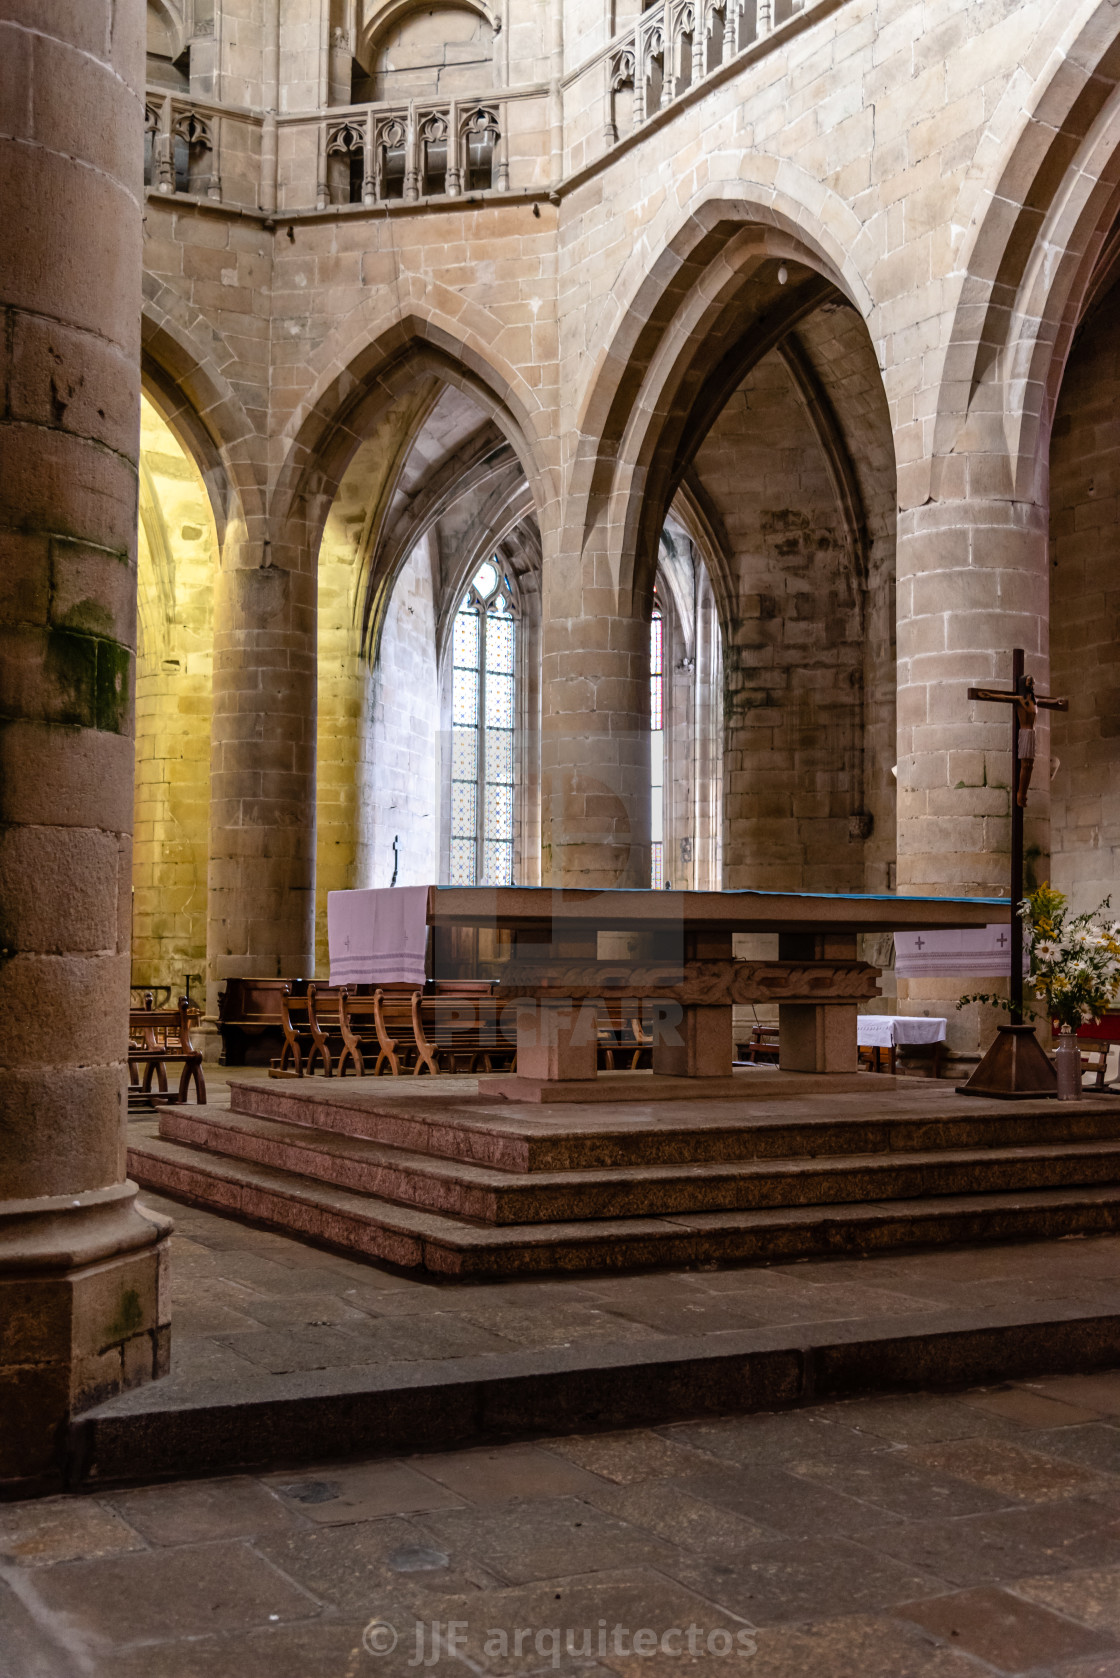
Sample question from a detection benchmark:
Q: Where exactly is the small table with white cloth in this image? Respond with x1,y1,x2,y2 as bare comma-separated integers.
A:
857,1013,948,1075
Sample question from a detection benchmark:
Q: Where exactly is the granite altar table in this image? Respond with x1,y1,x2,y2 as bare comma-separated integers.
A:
425,886,1007,1098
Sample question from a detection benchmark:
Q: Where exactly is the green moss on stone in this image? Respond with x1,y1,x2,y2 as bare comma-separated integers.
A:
96,639,131,734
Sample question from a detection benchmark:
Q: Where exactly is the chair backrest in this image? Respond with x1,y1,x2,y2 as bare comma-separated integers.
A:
374,985,422,1048
128,997,196,1052
1079,1039,1110,1069
279,986,313,1037
308,984,345,1035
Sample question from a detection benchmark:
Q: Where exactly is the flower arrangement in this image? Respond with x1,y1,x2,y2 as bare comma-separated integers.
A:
1021,884,1120,1031
958,884,1120,1031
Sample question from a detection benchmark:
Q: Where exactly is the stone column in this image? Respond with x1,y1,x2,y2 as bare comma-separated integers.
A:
207,555,318,1004
540,541,652,890
0,0,170,1493
895,492,1049,1051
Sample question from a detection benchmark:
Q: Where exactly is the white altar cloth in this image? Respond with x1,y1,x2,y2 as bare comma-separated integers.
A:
894,923,1025,978
857,1014,947,1048
327,886,429,986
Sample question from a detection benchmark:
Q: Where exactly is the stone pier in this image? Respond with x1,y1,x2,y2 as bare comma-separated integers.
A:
0,0,169,1495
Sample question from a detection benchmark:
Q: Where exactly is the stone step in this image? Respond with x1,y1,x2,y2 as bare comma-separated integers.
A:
72,1269,1120,1489
158,1105,1120,1225
128,1123,1120,1278
227,1076,1120,1173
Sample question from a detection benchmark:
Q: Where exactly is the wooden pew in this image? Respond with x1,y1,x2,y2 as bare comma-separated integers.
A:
333,986,421,1076
414,982,516,1074
306,983,347,1077
278,986,315,1075
597,1000,652,1070
218,977,306,1065
128,996,205,1105
380,986,434,1075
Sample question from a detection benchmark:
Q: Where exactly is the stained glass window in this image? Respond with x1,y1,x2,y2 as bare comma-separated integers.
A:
651,602,664,889
450,559,517,886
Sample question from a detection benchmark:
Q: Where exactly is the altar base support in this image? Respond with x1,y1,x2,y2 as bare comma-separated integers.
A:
513,999,598,1082
652,1005,734,1079
779,1003,859,1074
776,932,860,1074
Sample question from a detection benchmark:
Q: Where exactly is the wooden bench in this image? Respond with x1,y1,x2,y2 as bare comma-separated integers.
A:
336,984,432,1076
306,983,347,1077
128,996,205,1105
597,1000,652,1070
219,976,306,1065
415,983,516,1075
740,1023,780,1065
278,986,314,1075
380,985,434,1075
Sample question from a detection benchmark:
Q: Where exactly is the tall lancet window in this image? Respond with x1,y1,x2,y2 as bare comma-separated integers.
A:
650,601,664,888
450,558,517,886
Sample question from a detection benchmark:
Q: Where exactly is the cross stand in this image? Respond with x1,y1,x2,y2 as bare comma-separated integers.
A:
957,648,1069,1099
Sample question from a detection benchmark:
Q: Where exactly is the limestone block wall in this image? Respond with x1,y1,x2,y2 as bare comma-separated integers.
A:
1050,290,1120,915
133,398,216,994
367,7,495,101
363,538,440,890
215,0,273,110
696,351,867,893
133,0,1120,1021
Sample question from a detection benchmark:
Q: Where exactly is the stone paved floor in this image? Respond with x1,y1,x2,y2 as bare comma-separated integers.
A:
6,1370,1120,1676
113,1188,1120,1401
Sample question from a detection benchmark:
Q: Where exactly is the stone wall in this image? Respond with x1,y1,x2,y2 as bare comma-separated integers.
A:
132,0,1120,1033
1050,286,1120,916
133,397,215,995
698,347,866,894
362,536,440,896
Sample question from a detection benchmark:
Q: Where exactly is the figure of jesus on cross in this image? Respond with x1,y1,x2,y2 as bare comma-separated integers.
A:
967,649,1068,1025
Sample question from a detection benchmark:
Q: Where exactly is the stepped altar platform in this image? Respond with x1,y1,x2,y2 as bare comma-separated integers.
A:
128,1068,1120,1280
423,885,1008,1094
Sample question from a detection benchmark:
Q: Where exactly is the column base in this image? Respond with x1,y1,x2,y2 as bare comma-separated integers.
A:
0,1183,171,1498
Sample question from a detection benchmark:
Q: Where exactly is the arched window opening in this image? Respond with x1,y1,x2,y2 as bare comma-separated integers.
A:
451,558,517,886
650,599,664,888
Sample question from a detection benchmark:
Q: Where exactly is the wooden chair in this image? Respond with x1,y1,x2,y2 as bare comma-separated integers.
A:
128,996,205,1105
278,986,315,1075
337,989,378,1077
1079,1038,1111,1090
597,1000,652,1070
306,983,346,1077
371,985,432,1075
415,983,515,1074
745,1023,780,1065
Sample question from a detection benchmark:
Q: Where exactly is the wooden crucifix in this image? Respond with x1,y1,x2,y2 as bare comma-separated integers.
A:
968,648,1068,1025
